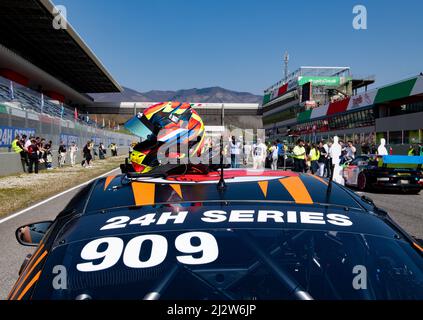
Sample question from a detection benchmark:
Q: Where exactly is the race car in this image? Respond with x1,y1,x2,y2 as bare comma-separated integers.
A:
8,165,423,300
343,155,423,193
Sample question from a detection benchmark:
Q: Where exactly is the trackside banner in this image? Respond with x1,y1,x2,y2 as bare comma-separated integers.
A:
0,126,36,147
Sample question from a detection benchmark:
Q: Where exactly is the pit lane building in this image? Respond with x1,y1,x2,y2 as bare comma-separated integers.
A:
263,65,423,148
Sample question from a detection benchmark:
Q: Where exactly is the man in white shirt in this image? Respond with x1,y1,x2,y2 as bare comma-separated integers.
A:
345,141,357,160
24,135,32,150
377,138,388,156
252,139,267,169
69,142,79,166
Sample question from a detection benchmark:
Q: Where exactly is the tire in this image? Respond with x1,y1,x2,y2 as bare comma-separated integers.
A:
357,172,367,191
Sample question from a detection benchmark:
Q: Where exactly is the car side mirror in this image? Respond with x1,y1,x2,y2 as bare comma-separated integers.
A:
15,221,53,246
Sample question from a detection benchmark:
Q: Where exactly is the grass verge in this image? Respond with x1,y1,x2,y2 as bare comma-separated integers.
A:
0,156,125,217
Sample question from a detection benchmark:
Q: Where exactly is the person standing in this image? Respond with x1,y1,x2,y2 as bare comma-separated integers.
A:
324,141,332,178
377,138,388,156
81,141,93,168
24,135,32,152
243,142,251,166
345,141,356,161
230,136,241,168
252,138,267,169
27,138,39,174
58,141,67,167
99,143,106,160
110,143,118,157
292,139,306,172
270,141,279,170
317,141,327,177
12,135,26,172
309,143,320,175
69,142,78,166
276,139,284,168
408,145,416,156
44,142,53,169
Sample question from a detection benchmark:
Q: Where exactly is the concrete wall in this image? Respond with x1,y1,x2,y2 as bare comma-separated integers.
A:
0,146,129,177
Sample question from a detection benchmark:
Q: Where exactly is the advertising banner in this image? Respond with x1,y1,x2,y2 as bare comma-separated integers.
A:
298,76,341,86
0,126,36,147
60,133,80,146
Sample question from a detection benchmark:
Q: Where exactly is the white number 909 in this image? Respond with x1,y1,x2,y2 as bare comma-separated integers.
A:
76,232,219,272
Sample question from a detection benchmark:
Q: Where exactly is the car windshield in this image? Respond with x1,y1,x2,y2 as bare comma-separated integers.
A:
35,228,423,300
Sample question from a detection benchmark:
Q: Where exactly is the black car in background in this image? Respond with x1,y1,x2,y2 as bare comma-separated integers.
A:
343,155,423,193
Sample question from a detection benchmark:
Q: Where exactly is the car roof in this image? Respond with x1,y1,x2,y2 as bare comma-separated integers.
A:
82,170,365,214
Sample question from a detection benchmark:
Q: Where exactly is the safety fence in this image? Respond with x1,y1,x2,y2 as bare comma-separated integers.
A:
0,102,135,152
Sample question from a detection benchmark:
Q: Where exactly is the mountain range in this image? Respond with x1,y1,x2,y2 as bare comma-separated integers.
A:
90,86,262,104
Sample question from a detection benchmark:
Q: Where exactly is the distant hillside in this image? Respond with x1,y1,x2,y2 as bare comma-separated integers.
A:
90,86,262,104
90,87,150,102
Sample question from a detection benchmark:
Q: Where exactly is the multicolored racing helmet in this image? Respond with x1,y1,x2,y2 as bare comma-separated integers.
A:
124,102,205,173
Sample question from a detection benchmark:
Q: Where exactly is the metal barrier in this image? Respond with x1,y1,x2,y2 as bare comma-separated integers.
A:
0,102,135,152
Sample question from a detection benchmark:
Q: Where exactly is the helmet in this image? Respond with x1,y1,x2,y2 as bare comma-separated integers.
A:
125,102,205,173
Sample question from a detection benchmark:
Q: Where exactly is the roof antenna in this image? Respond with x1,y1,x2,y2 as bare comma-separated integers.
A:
325,164,335,203
217,103,226,191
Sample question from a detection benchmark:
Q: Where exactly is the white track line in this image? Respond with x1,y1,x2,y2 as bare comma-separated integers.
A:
0,167,120,225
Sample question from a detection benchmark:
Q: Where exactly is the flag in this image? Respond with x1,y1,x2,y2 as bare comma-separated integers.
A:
9,81,14,100
60,103,64,119
102,118,105,128
86,112,89,123
40,93,44,113
94,115,98,124
74,107,78,120
108,119,111,128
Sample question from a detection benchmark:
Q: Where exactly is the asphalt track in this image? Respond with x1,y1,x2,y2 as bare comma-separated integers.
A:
0,167,121,299
0,171,422,299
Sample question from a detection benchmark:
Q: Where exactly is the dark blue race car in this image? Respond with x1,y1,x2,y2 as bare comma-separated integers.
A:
343,155,423,193
9,165,423,300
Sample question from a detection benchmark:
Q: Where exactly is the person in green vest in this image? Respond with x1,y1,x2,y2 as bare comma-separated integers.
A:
309,143,321,175
11,134,27,173
407,145,416,156
292,139,306,172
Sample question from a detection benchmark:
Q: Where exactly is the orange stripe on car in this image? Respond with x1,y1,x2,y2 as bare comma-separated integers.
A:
11,250,47,300
413,242,423,252
103,175,115,190
8,243,45,299
132,183,156,206
279,177,313,204
308,174,329,186
170,184,183,199
17,271,41,300
258,181,268,198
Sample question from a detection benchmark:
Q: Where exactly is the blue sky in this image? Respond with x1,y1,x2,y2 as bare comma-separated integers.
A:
57,0,423,94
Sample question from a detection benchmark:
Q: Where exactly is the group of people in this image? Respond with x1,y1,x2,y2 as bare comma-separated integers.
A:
12,134,55,174
11,135,116,174
225,136,271,170
291,139,357,177
201,136,288,170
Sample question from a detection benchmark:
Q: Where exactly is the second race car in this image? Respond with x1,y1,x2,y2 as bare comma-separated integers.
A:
343,155,423,193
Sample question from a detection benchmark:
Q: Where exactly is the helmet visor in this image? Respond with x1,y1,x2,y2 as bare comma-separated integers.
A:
124,114,155,140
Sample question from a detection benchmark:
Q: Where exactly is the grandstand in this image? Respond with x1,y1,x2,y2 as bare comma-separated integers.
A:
0,0,133,151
